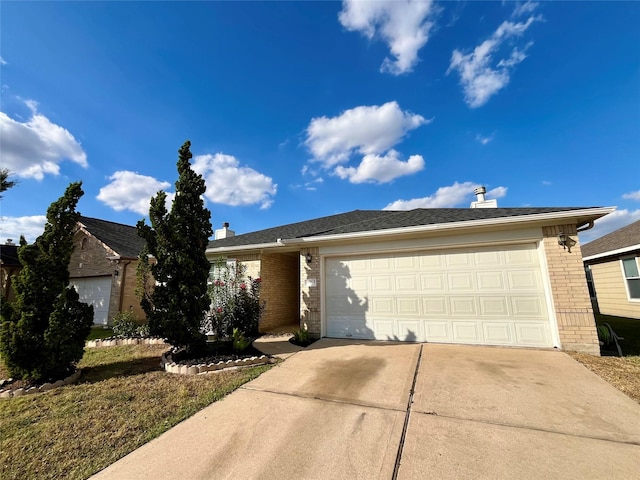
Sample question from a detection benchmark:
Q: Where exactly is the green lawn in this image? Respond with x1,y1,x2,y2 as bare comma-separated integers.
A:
87,326,114,341
0,344,272,480
595,314,640,356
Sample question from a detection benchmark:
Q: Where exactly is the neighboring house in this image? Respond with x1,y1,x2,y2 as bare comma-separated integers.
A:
0,240,20,303
582,220,640,320
207,194,613,354
69,216,146,325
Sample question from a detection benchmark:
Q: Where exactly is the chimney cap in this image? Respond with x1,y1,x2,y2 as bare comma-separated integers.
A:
474,186,486,195
223,222,229,228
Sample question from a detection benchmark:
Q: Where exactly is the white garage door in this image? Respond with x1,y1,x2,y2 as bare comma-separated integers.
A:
70,276,112,325
325,244,554,347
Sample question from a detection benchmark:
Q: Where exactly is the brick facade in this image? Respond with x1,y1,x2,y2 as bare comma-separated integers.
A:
300,247,321,337
542,224,599,355
233,253,299,332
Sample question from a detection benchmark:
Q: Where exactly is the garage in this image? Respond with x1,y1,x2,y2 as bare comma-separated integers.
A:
324,243,555,347
70,276,112,325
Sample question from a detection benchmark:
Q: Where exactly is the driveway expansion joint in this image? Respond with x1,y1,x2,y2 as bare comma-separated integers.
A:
411,410,640,447
392,344,423,480
240,385,407,413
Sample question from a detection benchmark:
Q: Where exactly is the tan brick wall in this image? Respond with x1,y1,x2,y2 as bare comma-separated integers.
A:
259,253,299,331
543,224,599,354
300,247,320,337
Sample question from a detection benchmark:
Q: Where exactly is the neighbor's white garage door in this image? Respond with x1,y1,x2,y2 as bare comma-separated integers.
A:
70,276,112,325
325,243,554,347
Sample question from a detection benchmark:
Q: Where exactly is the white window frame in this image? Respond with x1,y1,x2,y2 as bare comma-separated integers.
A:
620,256,640,302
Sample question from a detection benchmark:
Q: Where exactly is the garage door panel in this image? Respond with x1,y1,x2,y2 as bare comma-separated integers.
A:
325,243,554,348
373,319,397,340
479,296,510,316
371,275,393,292
371,297,394,315
505,247,538,265
507,270,542,289
396,320,421,342
396,275,418,292
475,250,503,265
483,322,514,344
326,316,374,339
448,272,475,291
449,296,477,315
510,296,546,317
514,323,549,345
446,251,473,267
423,297,448,316
452,322,481,343
397,297,421,315
421,274,445,291
424,322,450,341
476,271,506,290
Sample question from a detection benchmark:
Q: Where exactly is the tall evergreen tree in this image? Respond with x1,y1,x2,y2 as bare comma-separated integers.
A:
0,182,94,381
137,141,213,353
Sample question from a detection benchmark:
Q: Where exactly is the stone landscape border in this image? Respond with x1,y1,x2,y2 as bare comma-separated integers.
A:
160,351,275,375
0,337,274,399
0,370,81,399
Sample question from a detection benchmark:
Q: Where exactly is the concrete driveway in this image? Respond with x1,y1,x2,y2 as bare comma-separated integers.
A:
92,340,640,480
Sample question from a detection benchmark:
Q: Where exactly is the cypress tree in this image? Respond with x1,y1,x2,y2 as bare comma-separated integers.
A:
137,141,213,353
0,182,94,381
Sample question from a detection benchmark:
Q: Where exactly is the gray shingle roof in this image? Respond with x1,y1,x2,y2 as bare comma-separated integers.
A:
208,207,594,249
78,216,145,258
581,220,640,258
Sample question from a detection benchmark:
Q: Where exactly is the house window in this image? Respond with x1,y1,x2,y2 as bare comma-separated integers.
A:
621,257,640,300
584,265,597,299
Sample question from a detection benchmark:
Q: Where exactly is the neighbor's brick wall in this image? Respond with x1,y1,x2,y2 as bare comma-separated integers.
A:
69,231,146,324
300,247,321,338
543,224,599,355
259,253,299,331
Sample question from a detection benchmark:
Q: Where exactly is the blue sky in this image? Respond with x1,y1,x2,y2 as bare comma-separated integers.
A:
1,1,638,245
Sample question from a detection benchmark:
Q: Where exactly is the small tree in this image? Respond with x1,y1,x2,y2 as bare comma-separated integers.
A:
0,182,94,381
137,141,213,353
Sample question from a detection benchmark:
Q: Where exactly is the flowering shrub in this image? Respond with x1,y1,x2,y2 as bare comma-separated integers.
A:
204,259,264,338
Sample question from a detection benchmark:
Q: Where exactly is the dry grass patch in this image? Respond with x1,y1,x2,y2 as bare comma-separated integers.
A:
569,352,640,404
0,344,272,480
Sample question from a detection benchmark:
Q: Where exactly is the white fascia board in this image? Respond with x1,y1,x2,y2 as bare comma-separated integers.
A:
206,240,285,255
583,244,640,262
281,207,616,246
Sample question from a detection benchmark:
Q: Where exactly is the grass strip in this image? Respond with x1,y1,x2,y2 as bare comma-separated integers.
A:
0,344,271,480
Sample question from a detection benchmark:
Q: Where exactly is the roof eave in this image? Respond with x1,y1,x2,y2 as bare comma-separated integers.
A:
583,244,640,262
281,207,616,245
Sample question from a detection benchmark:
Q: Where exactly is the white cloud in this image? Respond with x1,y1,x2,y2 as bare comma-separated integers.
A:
475,133,494,145
335,150,424,184
578,209,640,244
338,0,436,75
513,1,539,18
0,100,87,180
448,12,541,108
192,153,277,209
622,190,640,201
306,102,428,167
383,181,507,210
542,180,552,186
0,56,7,65
97,171,171,216
0,215,47,244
